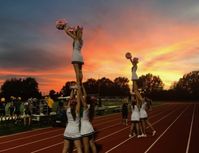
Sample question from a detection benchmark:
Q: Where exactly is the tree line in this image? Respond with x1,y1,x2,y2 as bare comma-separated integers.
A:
0,71,199,101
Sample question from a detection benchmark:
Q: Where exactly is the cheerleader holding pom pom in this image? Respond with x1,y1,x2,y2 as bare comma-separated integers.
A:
56,19,85,108
56,19,70,30
125,52,143,106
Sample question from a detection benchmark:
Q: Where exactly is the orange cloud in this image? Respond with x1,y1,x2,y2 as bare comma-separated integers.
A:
1,4,199,93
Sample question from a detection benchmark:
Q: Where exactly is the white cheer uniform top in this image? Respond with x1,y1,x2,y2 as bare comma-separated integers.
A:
131,65,138,80
80,105,95,136
64,107,81,140
140,102,148,119
72,39,84,64
131,105,140,121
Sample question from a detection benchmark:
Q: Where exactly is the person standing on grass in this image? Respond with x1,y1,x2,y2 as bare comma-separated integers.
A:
129,94,142,138
140,94,156,137
23,101,32,127
62,88,82,153
0,98,6,121
46,96,54,115
9,102,15,120
14,97,21,124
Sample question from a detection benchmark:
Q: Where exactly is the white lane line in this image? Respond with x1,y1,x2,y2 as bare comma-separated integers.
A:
144,106,189,153
0,117,121,148
0,103,166,141
97,106,173,142
97,107,166,132
1,105,168,152
94,118,121,126
31,105,170,153
104,105,180,153
94,104,169,126
95,113,120,119
0,134,61,152
0,118,118,144
31,142,63,153
186,104,196,153
0,127,53,139
0,128,62,145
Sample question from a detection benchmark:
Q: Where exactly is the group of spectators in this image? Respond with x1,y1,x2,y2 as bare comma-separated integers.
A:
0,96,54,126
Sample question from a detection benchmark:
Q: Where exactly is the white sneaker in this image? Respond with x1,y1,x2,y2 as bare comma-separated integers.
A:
152,130,156,136
141,134,147,137
137,135,142,138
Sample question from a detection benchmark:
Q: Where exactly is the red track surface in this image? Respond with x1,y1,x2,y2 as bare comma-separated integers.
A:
0,103,198,153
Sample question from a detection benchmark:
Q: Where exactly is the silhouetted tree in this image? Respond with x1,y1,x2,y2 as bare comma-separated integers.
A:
1,77,41,100
0,78,22,100
113,77,130,97
61,81,76,96
172,71,199,100
22,77,41,99
137,73,164,99
83,78,98,95
97,77,115,97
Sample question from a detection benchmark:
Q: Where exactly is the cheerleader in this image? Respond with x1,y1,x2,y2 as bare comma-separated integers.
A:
130,57,143,105
140,95,156,137
56,19,85,104
80,86,97,153
139,101,148,137
125,53,143,106
129,95,142,138
62,89,82,153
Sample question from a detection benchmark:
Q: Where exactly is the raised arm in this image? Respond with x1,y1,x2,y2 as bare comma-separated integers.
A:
66,89,75,108
81,85,88,109
70,89,75,99
76,91,81,113
63,26,76,39
129,58,134,65
56,19,76,39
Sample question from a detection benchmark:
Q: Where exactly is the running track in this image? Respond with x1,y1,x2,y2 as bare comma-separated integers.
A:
0,102,198,153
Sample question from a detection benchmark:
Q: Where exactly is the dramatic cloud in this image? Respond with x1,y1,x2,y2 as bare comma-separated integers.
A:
0,0,199,92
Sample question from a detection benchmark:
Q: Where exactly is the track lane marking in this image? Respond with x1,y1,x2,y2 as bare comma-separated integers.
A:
0,103,170,153
185,104,195,153
0,108,163,152
0,104,168,146
0,128,62,145
31,104,177,153
144,105,189,153
0,127,53,139
0,134,61,152
104,105,181,153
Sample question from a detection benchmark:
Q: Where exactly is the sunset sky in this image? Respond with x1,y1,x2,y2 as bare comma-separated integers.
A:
0,0,199,94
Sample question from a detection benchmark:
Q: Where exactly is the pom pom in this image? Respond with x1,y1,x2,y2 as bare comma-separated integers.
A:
56,19,68,30
125,52,132,59
76,25,83,31
132,57,139,63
